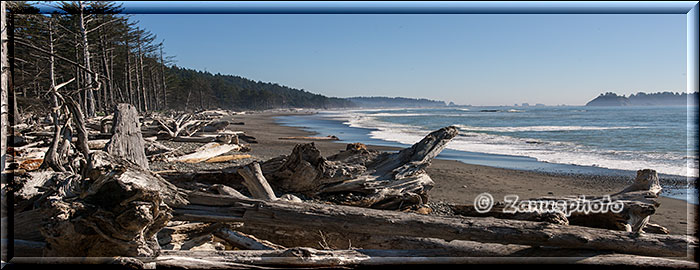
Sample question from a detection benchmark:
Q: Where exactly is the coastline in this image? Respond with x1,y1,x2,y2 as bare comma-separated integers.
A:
231,110,697,236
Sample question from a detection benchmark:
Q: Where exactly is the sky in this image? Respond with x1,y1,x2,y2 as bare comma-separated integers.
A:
122,8,686,106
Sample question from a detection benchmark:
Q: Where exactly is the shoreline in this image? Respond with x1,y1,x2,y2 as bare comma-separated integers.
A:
230,110,697,236
274,110,696,190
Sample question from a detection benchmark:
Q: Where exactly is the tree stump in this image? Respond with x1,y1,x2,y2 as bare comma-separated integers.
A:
105,103,149,169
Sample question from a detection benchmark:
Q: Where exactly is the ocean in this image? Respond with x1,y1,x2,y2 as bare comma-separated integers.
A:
275,105,698,204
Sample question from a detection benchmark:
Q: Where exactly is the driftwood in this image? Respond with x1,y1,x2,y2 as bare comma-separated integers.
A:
450,202,570,225
39,151,187,257
155,113,210,138
104,103,149,169
204,154,252,163
87,139,109,150
202,120,230,132
213,228,285,251
167,142,243,163
176,192,696,258
157,222,228,251
527,169,667,234
238,162,277,201
261,126,458,210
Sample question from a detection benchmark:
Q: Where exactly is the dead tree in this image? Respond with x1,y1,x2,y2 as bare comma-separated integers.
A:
154,113,209,138
65,96,89,160
104,103,149,169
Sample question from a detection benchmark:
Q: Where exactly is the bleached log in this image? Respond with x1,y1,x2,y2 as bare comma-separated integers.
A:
204,154,251,163
209,184,248,200
168,142,241,163
238,162,277,201
175,192,696,258
213,228,284,250
528,169,667,234
450,202,569,225
104,103,149,169
87,139,109,150
262,126,459,209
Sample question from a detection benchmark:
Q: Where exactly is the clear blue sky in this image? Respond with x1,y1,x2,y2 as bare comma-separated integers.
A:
126,10,686,106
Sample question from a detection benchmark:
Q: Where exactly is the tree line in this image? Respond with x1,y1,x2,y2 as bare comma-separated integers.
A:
6,1,354,121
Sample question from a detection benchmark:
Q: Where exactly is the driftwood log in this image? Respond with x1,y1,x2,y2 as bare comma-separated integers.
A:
38,151,187,257
154,113,209,138
175,192,696,258
261,126,459,209
526,169,667,234
104,103,149,169
167,142,243,163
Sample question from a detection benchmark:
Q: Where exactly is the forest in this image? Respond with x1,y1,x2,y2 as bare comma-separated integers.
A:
6,1,354,122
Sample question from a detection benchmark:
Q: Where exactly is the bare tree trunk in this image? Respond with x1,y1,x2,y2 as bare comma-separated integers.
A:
125,39,133,106
40,20,66,172
108,49,115,105
137,31,148,113
148,67,160,110
66,97,90,160
98,31,110,113
134,46,142,111
79,1,95,117
160,44,167,109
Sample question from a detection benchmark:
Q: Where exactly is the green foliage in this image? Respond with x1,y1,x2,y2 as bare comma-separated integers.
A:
164,66,356,111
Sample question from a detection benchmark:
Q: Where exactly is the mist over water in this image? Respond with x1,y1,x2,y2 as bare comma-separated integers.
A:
320,106,698,178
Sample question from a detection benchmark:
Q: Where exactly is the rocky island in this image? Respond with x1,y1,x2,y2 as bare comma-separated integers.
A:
586,91,698,106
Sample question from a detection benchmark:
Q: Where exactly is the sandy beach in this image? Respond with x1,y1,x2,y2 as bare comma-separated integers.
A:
227,111,697,236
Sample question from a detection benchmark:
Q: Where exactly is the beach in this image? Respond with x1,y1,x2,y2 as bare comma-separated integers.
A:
229,110,697,236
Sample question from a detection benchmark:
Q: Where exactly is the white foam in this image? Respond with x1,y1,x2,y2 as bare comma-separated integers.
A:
322,111,698,178
455,124,640,132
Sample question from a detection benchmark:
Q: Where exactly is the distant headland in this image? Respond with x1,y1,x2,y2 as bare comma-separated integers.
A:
585,92,699,106
346,96,448,108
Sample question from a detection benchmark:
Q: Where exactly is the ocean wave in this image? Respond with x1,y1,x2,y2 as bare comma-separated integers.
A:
324,112,697,177
367,113,434,117
455,124,641,132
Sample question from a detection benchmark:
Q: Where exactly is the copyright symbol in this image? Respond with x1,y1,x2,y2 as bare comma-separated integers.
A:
474,193,494,213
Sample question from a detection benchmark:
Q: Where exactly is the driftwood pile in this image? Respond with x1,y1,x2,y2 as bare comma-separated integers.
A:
2,105,698,268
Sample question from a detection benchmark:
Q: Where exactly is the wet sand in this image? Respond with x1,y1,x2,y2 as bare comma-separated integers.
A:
231,110,697,236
